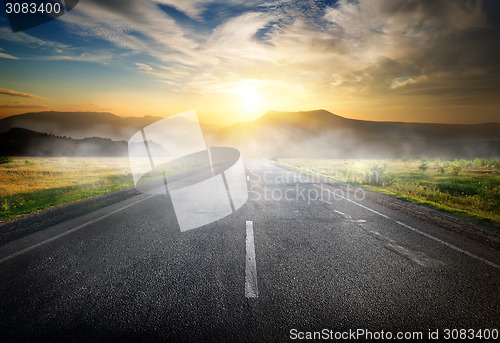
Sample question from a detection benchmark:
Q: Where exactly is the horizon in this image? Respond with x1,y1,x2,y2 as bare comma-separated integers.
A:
0,1,499,126
2,108,500,127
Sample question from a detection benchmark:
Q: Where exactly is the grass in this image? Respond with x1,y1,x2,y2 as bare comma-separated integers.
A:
2,156,499,228
277,158,500,228
0,157,134,221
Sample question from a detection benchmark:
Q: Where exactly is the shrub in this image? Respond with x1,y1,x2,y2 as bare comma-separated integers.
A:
0,156,13,164
450,163,462,176
472,158,483,169
418,160,429,172
364,162,395,186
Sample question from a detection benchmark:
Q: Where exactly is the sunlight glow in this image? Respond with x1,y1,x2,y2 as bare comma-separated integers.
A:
237,85,263,116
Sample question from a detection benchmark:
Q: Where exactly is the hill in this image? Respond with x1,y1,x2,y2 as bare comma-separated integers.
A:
0,128,128,157
0,111,162,141
210,110,500,158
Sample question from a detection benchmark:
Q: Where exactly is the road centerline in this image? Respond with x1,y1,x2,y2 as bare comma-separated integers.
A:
245,220,259,298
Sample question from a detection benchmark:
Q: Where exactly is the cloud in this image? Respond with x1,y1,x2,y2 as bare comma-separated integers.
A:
317,0,500,87
134,62,175,76
152,0,281,20
241,0,500,104
0,89,45,99
43,52,112,63
0,104,47,109
61,0,199,55
0,52,19,59
152,0,216,20
113,0,497,112
0,27,70,50
4,0,498,118
390,75,427,90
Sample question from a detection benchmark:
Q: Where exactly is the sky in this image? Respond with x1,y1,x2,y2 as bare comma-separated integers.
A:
0,0,499,125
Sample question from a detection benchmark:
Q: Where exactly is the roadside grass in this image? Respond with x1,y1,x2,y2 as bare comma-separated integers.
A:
0,157,134,221
2,156,499,227
277,158,500,228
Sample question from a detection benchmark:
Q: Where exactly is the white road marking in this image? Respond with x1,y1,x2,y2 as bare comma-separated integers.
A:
0,195,156,265
314,184,500,270
310,184,390,219
357,220,443,267
245,220,259,298
333,210,349,217
385,243,443,267
396,220,499,269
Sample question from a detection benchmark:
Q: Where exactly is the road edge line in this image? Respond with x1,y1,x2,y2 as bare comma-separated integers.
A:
0,194,156,265
314,184,500,270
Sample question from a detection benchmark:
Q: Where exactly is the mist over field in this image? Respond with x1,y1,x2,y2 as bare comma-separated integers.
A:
211,110,500,159
1,110,498,159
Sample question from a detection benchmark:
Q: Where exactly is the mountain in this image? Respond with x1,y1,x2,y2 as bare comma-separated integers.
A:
0,128,128,157
0,111,163,141
209,110,500,158
1,110,499,158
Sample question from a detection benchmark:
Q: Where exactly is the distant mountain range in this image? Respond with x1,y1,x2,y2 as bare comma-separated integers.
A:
212,110,500,158
1,110,499,158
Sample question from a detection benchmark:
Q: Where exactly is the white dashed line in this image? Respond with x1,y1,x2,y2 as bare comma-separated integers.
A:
245,220,259,298
314,184,500,270
333,209,351,219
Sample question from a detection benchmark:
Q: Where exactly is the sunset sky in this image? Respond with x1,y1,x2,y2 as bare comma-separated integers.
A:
0,0,499,125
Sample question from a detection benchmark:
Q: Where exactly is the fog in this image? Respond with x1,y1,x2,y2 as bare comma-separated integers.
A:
1,109,499,159
207,110,500,160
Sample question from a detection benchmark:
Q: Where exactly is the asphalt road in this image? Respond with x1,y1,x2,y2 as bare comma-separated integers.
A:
0,160,499,342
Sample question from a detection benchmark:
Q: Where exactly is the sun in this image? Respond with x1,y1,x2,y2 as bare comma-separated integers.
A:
237,85,263,117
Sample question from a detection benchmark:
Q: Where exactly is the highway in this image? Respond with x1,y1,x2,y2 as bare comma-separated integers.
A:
0,160,499,342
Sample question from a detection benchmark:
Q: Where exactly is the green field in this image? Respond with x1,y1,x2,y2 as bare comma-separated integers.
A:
277,158,500,228
0,157,134,221
0,156,213,222
1,157,500,228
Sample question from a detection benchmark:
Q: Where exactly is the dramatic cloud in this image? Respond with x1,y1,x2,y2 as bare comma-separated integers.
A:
142,1,500,99
40,0,500,95
1,0,499,122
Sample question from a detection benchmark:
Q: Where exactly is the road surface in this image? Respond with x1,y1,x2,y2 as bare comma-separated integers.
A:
0,160,499,342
